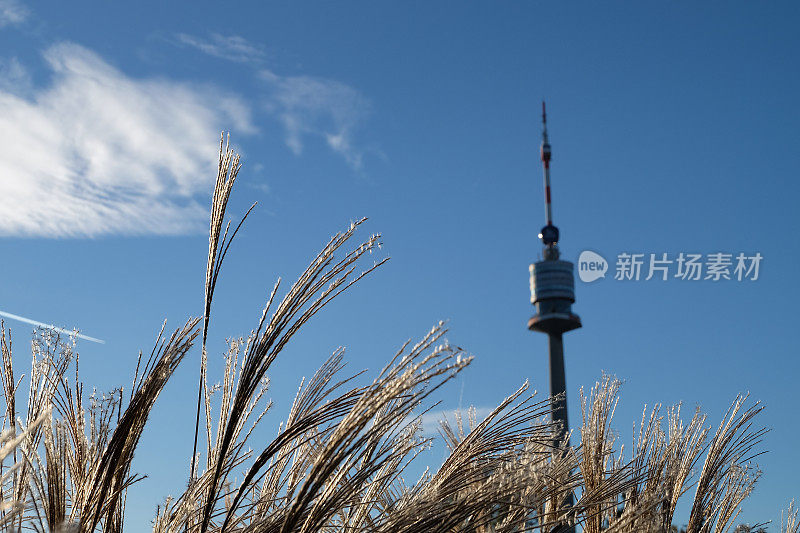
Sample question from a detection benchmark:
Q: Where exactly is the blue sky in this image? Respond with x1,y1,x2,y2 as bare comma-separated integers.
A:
1,1,798,530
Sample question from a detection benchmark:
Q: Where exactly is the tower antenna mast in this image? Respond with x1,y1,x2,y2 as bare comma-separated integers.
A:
541,102,553,227
537,102,561,261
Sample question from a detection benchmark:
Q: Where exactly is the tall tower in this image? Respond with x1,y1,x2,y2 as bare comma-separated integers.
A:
528,103,581,530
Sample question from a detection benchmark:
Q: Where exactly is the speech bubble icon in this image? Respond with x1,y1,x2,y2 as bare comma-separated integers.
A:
577,250,608,283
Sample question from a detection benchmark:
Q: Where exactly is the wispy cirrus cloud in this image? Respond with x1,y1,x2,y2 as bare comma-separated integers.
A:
175,33,266,64
0,42,255,237
178,33,370,169
0,56,31,95
0,0,28,27
260,69,369,169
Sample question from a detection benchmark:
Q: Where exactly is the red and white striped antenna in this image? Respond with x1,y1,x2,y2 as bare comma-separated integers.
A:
538,101,559,248
541,101,553,226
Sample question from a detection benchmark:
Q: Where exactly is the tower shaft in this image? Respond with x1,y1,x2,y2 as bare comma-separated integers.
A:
548,332,569,447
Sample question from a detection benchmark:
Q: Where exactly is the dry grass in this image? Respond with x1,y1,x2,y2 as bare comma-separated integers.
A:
0,135,788,532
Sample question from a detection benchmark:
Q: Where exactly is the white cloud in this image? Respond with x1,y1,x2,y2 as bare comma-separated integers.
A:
0,42,254,237
251,182,270,194
260,69,368,169
176,33,266,64
0,0,27,27
0,56,31,95
176,33,371,170
419,407,496,437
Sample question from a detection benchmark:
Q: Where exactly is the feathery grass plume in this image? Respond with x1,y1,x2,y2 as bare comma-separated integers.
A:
1,324,70,530
0,327,72,530
76,319,200,531
782,500,799,533
190,133,256,486
154,347,349,531
608,401,708,532
581,382,768,533
10,321,191,531
0,320,200,532
381,384,574,533
48,340,124,530
0,405,52,529
0,322,18,522
578,374,625,533
230,325,469,533
185,166,388,530
43,414,68,527
685,395,767,533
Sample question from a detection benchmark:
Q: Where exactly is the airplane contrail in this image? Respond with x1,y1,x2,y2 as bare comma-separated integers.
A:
0,310,105,344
